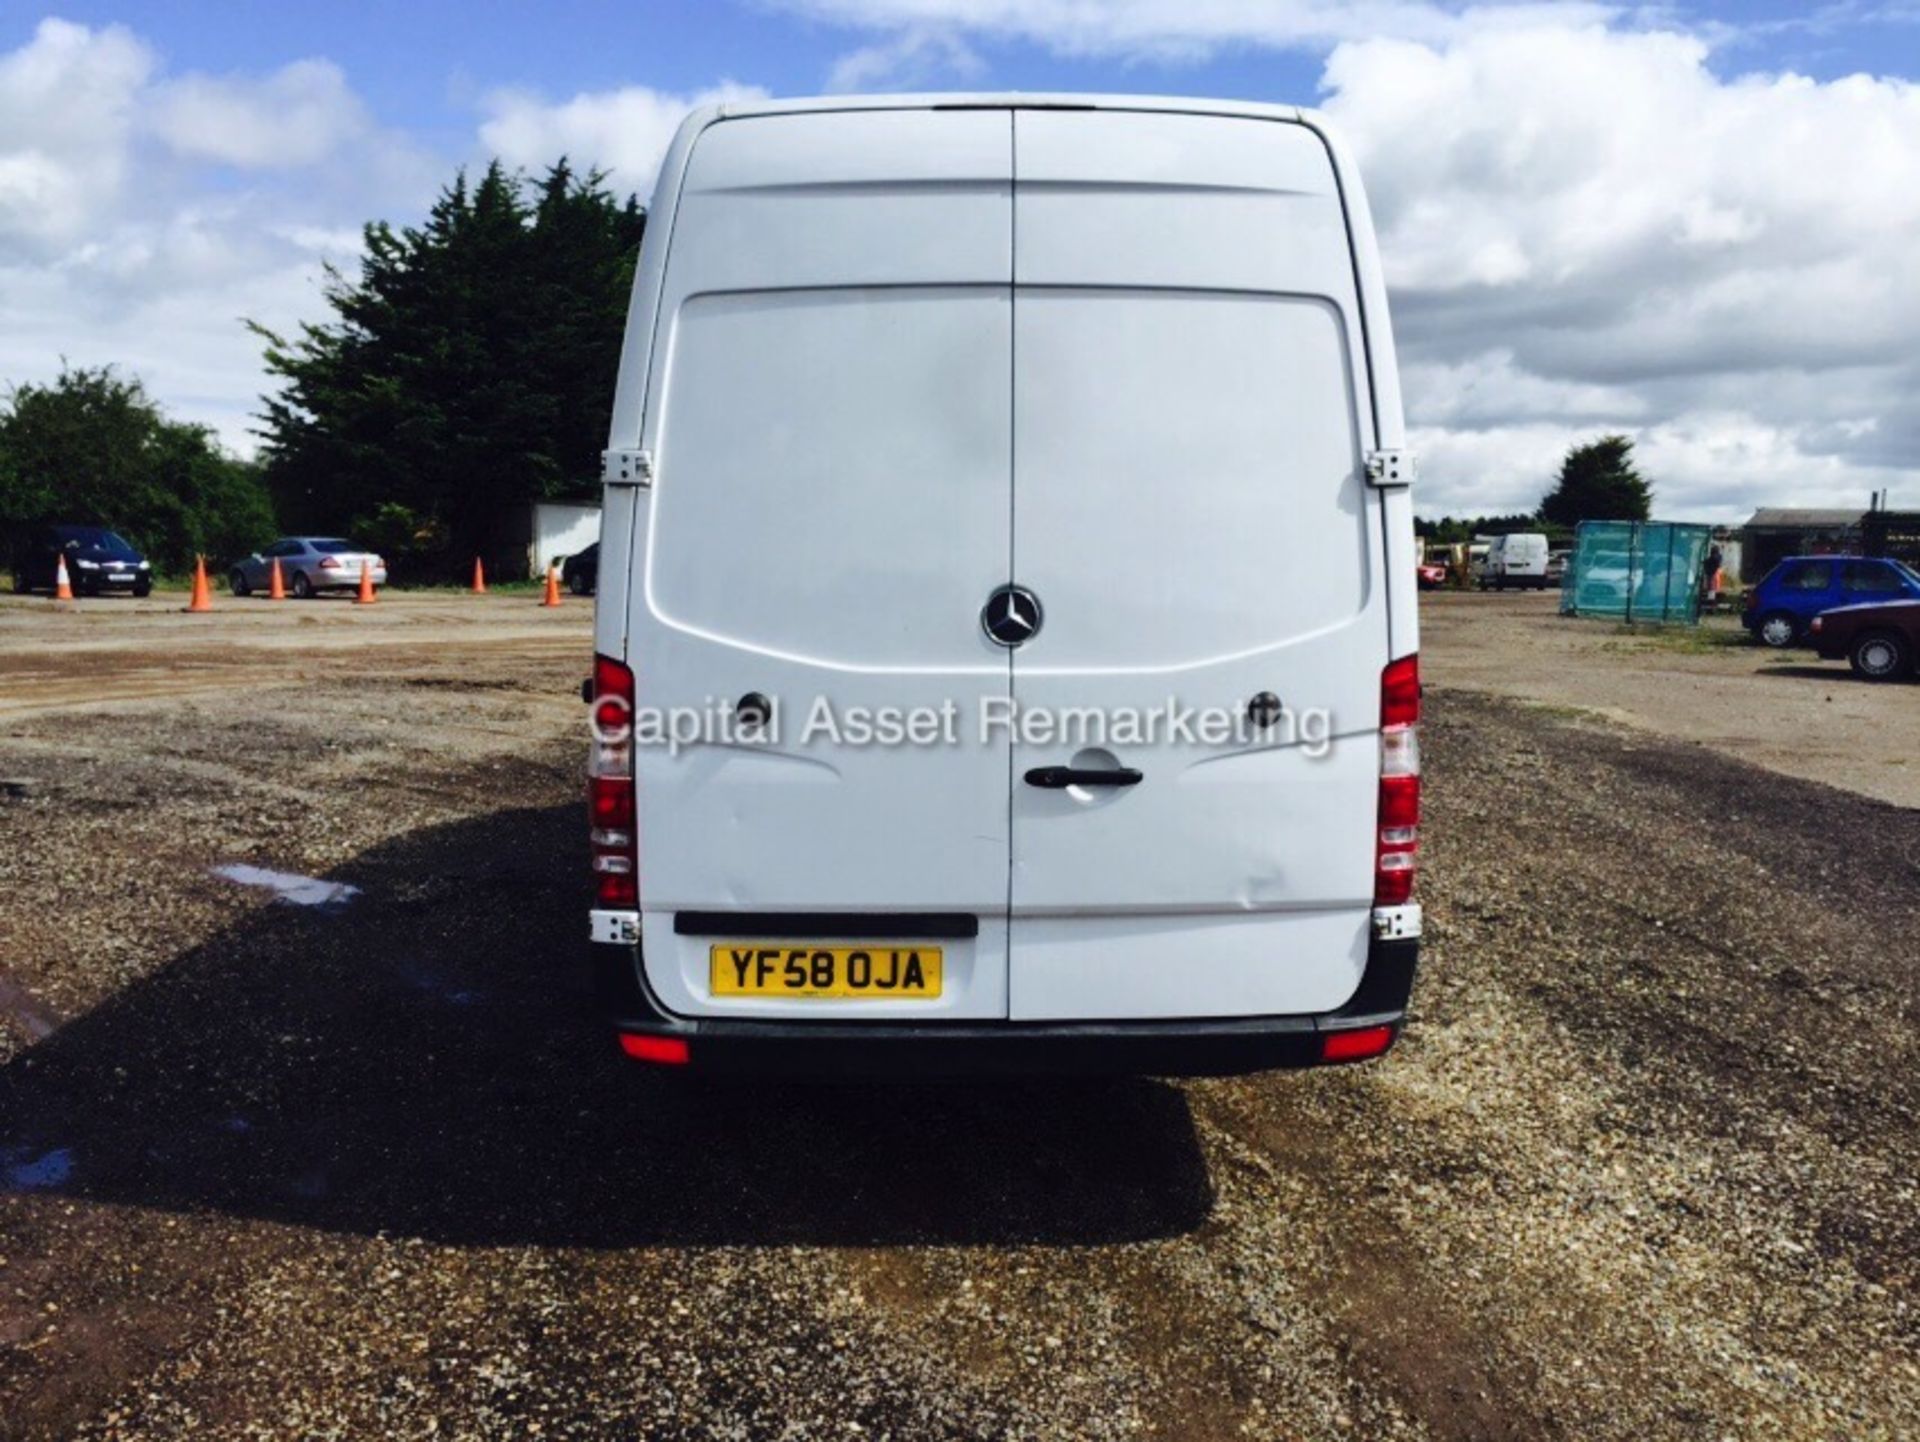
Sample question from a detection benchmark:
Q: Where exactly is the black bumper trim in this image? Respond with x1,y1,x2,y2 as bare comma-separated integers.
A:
672,910,979,940
592,935,1419,1078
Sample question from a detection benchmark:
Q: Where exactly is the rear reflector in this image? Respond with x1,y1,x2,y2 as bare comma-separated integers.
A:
618,1033,689,1065
590,778,635,828
1320,1024,1396,1064
595,871,638,908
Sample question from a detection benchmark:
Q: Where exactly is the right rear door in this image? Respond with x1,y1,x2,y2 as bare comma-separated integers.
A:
1005,109,1389,1021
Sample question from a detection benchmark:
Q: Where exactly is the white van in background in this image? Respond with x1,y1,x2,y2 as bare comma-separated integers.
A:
586,95,1422,1075
1482,533,1552,591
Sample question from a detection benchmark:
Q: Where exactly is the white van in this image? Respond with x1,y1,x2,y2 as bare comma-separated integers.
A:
587,95,1422,1075
1482,532,1551,590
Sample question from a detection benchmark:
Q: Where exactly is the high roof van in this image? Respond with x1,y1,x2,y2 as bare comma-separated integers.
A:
587,95,1422,1075
1483,532,1551,591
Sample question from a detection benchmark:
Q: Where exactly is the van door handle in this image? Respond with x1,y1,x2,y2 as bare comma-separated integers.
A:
1024,766,1143,789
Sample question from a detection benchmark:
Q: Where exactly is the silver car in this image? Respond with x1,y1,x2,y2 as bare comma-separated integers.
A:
231,537,388,598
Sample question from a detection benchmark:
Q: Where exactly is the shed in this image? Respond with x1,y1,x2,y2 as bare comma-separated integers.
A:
1739,507,1863,581
494,500,601,581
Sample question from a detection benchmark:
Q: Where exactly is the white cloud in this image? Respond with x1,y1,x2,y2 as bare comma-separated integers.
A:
0,19,152,246
1322,21,1920,515
828,27,984,91
0,17,758,459
0,20,426,457
1405,351,1646,428
1409,422,1582,517
1414,415,1917,526
150,58,371,168
776,0,1616,61
478,81,770,196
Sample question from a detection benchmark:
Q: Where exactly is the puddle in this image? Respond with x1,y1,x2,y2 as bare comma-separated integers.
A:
212,864,360,909
2,1145,74,1190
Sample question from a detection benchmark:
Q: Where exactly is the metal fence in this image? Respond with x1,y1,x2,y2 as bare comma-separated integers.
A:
1560,520,1715,624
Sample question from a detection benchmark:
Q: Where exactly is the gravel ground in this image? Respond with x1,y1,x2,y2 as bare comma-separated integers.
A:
0,594,1915,1438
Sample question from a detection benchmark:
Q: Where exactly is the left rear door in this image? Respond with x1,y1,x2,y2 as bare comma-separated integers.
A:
630,108,1018,1021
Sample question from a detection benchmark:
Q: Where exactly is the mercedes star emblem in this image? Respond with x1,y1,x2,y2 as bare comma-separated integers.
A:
981,584,1043,647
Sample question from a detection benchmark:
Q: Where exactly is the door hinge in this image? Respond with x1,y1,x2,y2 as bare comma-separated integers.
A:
603,448,653,487
1366,449,1415,488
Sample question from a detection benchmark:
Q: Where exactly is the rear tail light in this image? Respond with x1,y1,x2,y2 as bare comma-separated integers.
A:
589,653,638,909
318,555,341,571
1381,653,1420,729
1375,654,1420,906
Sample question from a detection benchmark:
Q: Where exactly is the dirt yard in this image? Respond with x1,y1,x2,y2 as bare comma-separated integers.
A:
1423,588,1920,808
0,587,1914,1440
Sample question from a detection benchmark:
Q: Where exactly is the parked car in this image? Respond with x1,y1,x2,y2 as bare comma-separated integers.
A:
9,524,152,596
1810,600,1920,680
1546,549,1570,585
231,537,386,598
562,542,598,596
1742,555,1920,647
1479,532,1551,590
1416,559,1447,589
587,95,1421,1077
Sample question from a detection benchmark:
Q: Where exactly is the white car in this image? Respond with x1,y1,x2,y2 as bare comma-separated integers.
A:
585,95,1422,1075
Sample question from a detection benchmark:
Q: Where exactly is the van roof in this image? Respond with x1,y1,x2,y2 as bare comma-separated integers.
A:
687,92,1310,127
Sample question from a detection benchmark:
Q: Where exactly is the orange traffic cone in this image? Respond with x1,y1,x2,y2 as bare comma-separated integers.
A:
471,556,487,594
186,556,213,612
53,555,74,602
355,558,377,605
540,564,562,607
269,557,286,600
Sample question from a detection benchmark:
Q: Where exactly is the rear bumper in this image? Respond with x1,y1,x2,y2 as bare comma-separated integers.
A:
591,934,1420,1078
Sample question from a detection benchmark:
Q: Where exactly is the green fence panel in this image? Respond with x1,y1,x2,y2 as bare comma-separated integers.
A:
1561,520,1713,624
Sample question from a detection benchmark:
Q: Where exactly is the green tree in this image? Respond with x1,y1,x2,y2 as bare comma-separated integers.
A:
1538,435,1653,526
0,366,273,571
1416,513,1563,544
251,160,646,577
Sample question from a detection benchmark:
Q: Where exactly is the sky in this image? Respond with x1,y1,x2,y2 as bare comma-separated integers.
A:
4,1,1920,522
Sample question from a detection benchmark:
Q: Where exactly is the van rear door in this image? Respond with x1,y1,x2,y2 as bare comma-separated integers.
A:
629,109,1016,1020
1005,110,1389,1020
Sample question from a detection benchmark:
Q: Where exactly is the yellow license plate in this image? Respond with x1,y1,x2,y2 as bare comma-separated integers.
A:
709,944,944,999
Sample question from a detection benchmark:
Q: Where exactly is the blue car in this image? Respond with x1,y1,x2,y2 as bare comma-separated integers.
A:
1743,555,1920,647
